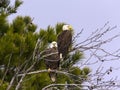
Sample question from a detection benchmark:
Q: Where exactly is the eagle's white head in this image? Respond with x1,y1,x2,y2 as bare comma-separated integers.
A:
49,41,57,48
62,25,73,31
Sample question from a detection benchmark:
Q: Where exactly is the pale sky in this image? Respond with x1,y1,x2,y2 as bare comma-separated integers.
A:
9,0,120,47
9,0,120,87
9,0,120,30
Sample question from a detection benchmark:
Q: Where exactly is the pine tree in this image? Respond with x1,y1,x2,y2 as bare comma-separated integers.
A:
0,0,90,90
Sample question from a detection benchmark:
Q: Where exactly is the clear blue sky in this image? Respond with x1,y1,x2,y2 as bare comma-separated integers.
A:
9,0,120,83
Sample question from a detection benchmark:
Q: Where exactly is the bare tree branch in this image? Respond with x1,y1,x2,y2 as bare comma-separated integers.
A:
0,53,12,86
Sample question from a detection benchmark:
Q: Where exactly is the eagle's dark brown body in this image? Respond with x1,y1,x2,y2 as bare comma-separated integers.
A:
44,47,60,82
44,47,60,69
57,30,72,59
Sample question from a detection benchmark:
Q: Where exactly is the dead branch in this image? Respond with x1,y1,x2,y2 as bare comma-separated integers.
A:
0,53,12,86
17,69,86,81
42,83,89,90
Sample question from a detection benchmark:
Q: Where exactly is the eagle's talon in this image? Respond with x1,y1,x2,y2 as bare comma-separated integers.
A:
48,68,51,72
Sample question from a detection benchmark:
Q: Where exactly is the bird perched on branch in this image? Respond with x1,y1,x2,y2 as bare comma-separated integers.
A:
44,41,60,82
57,24,73,60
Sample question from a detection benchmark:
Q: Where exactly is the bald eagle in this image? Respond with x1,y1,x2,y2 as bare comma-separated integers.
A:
43,41,60,82
57,25,73,60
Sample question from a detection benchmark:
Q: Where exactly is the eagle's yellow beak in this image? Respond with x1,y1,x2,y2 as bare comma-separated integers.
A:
68,25,73,30
53,43,56,47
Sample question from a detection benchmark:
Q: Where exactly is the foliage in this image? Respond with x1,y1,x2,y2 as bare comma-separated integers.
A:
0,0,23,15
0,81,9,90
0,14,9,36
